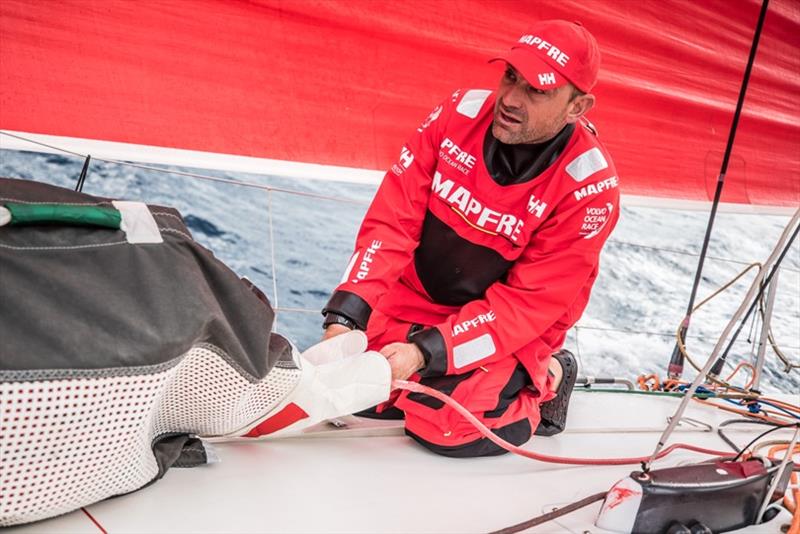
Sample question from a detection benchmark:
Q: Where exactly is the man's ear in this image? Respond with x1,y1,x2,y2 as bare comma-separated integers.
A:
566,93,595,124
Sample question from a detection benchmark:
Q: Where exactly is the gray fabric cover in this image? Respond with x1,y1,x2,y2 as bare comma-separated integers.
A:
0,177,290,380
0,177,305,526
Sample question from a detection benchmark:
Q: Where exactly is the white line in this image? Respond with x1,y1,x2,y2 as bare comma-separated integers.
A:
620,193,795,215
1,130,794,215
0,130,384,186
267,190,279,330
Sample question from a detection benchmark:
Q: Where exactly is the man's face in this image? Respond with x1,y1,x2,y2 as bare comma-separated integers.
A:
492,65,577,145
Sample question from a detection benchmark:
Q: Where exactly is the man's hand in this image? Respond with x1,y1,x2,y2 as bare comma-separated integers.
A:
322,323,351,341
379,342,425,380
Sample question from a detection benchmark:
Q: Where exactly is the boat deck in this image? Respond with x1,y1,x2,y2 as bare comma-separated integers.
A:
7,389,796,533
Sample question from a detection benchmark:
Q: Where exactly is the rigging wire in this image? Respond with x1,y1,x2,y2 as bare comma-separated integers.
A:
266,189,280,328
611,239,799,274
650,218,798,471
713,221,800,376
771,330,800,372
746,299,759,348
0,130,370,206
760,295,800,372
74,154,91,192
667,0,771,380
4,130,798,272
732,423,800,463
676,258,799,391
577,323,797,347
716,419,777,453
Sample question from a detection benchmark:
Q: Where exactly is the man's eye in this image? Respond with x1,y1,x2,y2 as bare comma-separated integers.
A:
504,70,517,82
527,86,545,95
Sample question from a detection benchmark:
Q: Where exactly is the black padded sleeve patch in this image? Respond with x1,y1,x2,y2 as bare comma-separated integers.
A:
409,327,447,377
321,290,372,331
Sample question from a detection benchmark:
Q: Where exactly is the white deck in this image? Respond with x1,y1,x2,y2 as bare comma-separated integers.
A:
8,390,797,533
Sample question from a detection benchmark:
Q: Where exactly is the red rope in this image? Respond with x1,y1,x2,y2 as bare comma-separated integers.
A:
81,507,108,534
392,379,733,466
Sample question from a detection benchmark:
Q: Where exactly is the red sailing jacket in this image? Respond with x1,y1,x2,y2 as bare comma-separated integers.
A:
323,89,619,389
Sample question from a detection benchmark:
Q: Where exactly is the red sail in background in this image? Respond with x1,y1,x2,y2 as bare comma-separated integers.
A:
0,0,797,206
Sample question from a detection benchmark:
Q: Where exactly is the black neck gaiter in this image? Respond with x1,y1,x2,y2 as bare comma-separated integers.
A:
483,122,575,186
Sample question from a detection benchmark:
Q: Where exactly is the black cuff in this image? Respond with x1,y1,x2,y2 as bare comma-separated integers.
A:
322,312,356,330
408,327,447,377
321,290,372,331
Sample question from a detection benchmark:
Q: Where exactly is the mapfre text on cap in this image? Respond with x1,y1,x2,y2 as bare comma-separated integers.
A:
518,35,570,66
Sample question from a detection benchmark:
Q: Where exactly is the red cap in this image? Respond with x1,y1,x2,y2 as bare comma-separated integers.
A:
491,20,601,93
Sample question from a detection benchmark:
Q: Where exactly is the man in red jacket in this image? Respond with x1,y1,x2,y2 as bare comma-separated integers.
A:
322,20,619,457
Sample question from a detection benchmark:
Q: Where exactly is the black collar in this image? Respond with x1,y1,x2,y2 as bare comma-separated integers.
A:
483,122,575,186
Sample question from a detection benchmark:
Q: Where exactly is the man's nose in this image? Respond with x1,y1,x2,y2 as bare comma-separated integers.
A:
500,83,524,109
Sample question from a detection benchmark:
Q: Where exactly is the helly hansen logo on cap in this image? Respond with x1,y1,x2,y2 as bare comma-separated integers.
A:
518,35,570,66
538,73,556,85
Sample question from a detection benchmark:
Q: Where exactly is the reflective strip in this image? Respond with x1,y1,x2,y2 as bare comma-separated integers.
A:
565,147,608,182
456,89,492,119
340,251,359,284
453,333,496,369
112,201,162,244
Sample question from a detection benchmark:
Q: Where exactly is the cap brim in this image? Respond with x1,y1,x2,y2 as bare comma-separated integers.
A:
489,48,568,90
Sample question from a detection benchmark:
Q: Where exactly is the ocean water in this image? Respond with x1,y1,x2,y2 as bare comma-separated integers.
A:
2,148,798,394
